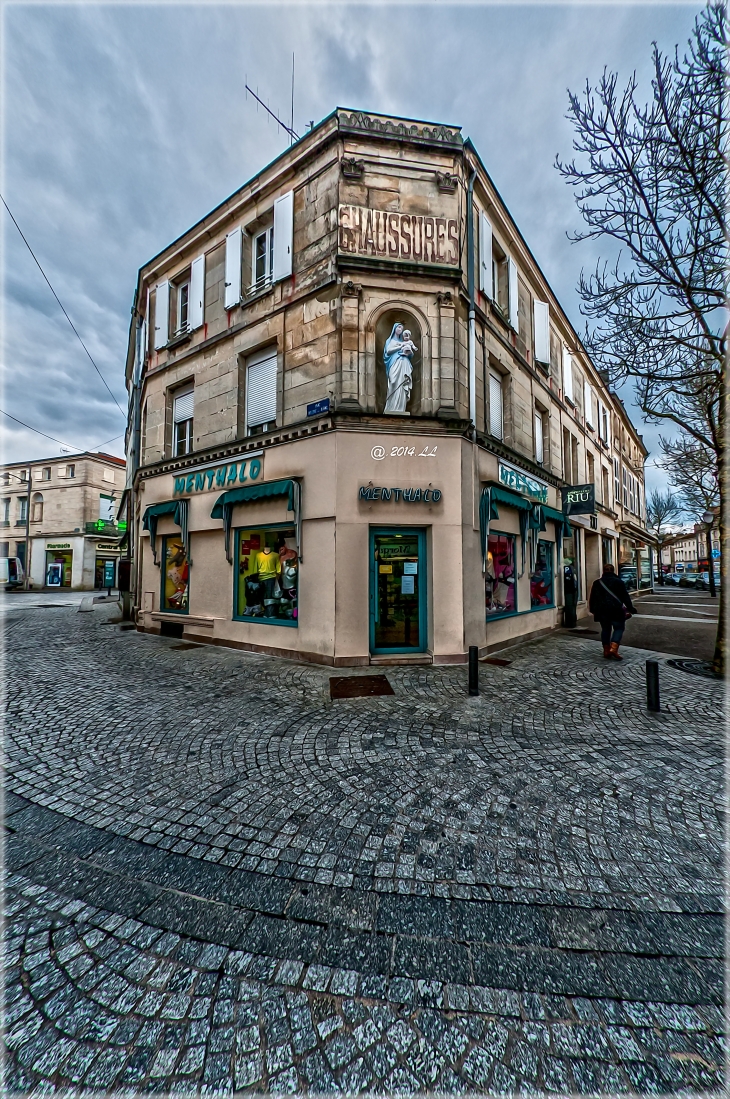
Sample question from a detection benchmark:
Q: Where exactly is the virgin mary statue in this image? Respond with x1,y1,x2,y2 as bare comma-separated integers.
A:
383,322,417,414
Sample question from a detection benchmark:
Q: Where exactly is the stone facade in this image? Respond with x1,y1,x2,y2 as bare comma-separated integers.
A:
125,109,650,663
0,453,126,590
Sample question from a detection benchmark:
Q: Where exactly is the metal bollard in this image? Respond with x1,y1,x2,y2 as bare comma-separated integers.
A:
468,646,479,696
646,660,660,712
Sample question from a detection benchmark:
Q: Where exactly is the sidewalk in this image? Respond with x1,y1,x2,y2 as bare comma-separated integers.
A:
4,601,724,1094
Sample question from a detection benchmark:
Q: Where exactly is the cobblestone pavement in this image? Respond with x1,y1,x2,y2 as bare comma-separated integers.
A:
3,603,725,1094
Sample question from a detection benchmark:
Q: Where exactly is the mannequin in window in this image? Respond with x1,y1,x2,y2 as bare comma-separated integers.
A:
255,546,281,616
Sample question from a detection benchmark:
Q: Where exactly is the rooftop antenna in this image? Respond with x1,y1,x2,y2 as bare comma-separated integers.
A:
245,75,299,143
290,53,295,147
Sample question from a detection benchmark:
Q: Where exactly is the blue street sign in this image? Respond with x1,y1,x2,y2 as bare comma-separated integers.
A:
307,398,330,417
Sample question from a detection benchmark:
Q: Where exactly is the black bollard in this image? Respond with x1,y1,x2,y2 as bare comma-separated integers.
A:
646,660,660,712
468,646,479,696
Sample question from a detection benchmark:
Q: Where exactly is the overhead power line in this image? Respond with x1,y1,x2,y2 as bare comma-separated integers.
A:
0,194,126,418
0,408,123,454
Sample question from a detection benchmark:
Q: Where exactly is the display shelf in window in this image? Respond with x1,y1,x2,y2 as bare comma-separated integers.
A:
161,535,189,614
486,532,517,618
530,540,554,609
234,525,298,626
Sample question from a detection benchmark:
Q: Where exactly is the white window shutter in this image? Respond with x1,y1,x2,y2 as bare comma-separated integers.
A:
246,350,278,429
134,319,146,383
479,213,493,299
273,191,294,282
154,281,169,349
562,347,573,401
173,389,194,424
534,411,544,463
225,229,242,310
533,300,550,364
508,257,519,329
584,380,593,426
190,255,205,329
488,371,503,439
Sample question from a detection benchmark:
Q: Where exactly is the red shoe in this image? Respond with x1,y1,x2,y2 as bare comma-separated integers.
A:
609,642,623,660
602,644,611,658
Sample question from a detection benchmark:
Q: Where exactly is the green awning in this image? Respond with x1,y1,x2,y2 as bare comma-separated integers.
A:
211,478,302,563
142,500,179,527
142,499,190,565
210,479,297,517
542,504,572,534
490,485,533,512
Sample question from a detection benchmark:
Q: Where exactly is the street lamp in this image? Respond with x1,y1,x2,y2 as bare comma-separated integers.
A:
701,510,717,598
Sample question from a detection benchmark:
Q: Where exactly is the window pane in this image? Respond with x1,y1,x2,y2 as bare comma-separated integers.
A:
163,537,189,612
179,283,189,329
486,533,516,617
255,234,267,283
175,419,193,456
530,541,554,607
236,527,298,624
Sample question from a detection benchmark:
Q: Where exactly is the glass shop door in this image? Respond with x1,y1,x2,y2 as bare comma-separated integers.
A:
369,528,427,654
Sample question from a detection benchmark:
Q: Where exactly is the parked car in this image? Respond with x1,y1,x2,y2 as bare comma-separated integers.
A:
618,567,638,588
694,572,721,591
0,557,25,590
678,573,696,587
662,573,684,585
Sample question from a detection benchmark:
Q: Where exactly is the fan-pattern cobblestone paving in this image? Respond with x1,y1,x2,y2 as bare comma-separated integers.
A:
3,602,725,1094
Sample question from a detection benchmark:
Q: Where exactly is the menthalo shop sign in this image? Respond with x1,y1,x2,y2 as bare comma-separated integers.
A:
172,454,263,497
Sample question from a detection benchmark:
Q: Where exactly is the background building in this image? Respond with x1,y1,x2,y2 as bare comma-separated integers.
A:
0,452,126,589
125,109,650,663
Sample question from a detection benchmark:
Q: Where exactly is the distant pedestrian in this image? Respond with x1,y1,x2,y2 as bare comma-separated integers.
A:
588,563,637,660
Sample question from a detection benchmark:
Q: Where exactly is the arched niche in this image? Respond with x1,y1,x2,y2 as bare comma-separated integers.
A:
374,308,423,416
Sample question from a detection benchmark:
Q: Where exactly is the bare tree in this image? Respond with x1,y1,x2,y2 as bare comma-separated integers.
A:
556,2,726,671
659,434,719,515
646,489,684,584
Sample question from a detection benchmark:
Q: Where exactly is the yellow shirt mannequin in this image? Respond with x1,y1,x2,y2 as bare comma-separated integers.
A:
255,548,281,579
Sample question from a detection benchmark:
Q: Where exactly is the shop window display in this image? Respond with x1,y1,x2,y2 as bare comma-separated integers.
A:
236,526,298,625
486,533,517,617
530,541,554,608
562,533,580,599
162,537,189,612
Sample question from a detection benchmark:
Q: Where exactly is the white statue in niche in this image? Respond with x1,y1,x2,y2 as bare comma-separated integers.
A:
383,322,418,414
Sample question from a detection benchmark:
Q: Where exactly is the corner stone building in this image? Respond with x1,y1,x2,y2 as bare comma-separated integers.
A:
1,452,126,589
125,109,651,664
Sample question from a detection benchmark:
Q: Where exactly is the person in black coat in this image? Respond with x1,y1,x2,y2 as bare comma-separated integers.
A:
588,563,637,659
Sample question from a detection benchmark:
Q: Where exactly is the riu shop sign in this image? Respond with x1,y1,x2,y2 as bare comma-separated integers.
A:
172,454,263,496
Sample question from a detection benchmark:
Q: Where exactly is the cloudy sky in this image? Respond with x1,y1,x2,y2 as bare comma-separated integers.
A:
3,0,700,489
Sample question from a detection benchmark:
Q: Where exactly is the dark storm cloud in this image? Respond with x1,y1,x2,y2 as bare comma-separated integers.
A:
3,2,698,481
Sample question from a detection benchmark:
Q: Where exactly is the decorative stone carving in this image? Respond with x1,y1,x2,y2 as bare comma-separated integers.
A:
435,172,458,194
339,112,462,147
341,280,361,297
341,157,365,180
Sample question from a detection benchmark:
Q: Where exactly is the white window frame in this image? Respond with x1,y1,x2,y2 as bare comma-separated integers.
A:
613,458,620,503
562,348,574,403
2,497,10,522
41,467,51,481
67,464,75,479
176,279,190,335
584,380,594,428
251,224,274,292
173,387,195,457
18,497,28,522
246,347,278,434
